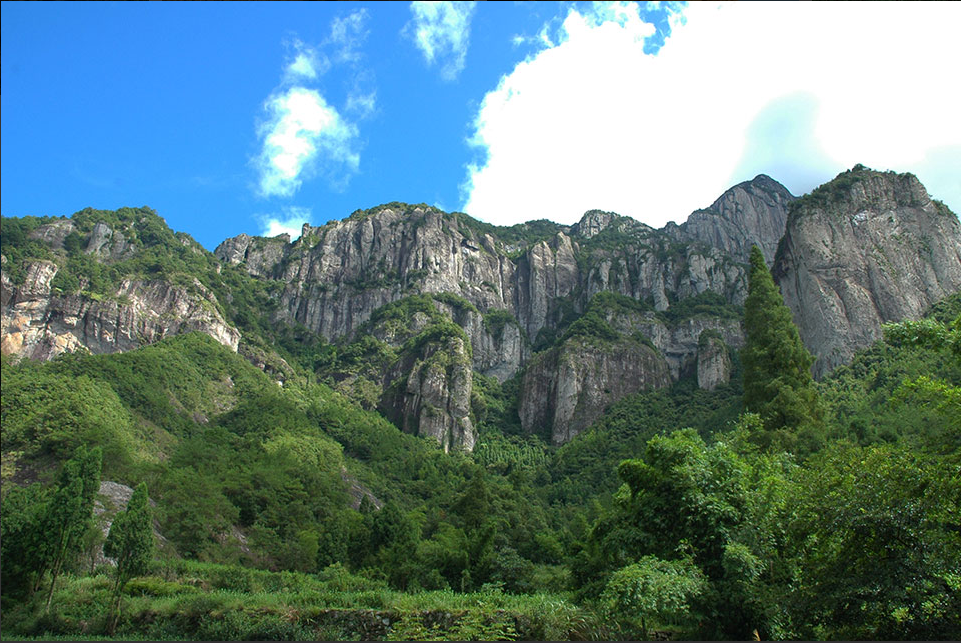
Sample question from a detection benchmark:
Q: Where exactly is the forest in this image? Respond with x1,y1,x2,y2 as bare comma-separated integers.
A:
1,207,960,641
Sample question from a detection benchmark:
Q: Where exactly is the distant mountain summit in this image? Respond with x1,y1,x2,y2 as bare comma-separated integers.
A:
669,173,796,265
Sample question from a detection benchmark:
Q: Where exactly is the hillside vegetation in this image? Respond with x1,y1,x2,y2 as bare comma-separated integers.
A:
2,190,960,640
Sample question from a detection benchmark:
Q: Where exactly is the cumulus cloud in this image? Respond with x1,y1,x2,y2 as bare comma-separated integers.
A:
462,1,961,227
259,206,313,239
255,87,359,198
284,41,324,82
254,10,374,199
407,1,477,80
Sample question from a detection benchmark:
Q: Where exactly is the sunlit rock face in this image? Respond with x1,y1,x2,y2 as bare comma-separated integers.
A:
773,168,961,378
10,170,956,447
1,256,239,362
518,336,672,445
671,173,796,266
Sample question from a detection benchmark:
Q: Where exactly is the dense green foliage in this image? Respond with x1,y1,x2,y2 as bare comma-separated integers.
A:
741,245,823,451
103,482,153,632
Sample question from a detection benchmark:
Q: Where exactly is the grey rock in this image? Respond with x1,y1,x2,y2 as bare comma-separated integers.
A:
27,220,75,250
1,261,240,361
697,333,732,391
380,333,475,452
774,169,961,377
85,222,113,255
673,174,795,265
519,336,671,445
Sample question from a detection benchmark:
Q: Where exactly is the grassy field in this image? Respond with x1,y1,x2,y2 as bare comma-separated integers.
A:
0,560,599,641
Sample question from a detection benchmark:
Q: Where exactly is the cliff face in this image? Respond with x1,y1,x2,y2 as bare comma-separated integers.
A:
7,169,954,450
380,332,475,453
773,167,961,377
211,202,755,447
1,249,239,362
519,336,672,445
216,204,750,376
697,334,732,391
670,174,795,265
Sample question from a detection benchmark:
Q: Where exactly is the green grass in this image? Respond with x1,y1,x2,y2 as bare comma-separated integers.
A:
1,562,591,641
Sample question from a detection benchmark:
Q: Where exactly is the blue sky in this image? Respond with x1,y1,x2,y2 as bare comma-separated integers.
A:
3,2,959,250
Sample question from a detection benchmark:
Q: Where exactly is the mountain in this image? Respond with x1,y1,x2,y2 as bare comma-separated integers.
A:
3,168,960,449
773,165,961,377
667,173,795,265
3,168,961,642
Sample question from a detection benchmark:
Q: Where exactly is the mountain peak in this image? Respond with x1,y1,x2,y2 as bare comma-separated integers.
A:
788,165,939,222
675,174,795,264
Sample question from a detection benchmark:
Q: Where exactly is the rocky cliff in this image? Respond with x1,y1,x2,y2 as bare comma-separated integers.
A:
1,210,240,361
7,169,955,450
212,201,759,447
216,203,751,376
773,166,961,377
674,174,795,265
519,335,671,445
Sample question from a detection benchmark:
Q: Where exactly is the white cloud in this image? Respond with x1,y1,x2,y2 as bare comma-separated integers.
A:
286,52,319,82
327,9,370,64
254,11,375,199
259,206,313,239
407,1,477,80
255,87,359,198
463,1,961,227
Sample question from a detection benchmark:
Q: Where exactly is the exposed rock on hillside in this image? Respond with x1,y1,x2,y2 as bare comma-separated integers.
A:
214,232,290,278
2,213,240,361
773,166,961,377
670,174,795,265
13,168,956,448
519,336,671,445
380,332,475,452
1,260,239,360
697,333,732,391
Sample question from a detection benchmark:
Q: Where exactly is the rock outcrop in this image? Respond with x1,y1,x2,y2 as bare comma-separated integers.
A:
519,336,671,445
380,333,475,453
773,167,961,377
1,261,240,361
697,333,732,391
670,174,795,265
1,215,241,362
12,169,956,448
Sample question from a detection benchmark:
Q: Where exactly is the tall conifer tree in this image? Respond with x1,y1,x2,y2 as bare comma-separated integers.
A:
741,245,822,450
104,482,153,633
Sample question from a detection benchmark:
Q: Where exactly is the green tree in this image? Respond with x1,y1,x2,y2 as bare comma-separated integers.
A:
883,313,961,457
741,245,822,450
0,483,50,601
104,482,154,633
583,424,797,639
601,555,707,638
787,443,961,639
43,445,101,610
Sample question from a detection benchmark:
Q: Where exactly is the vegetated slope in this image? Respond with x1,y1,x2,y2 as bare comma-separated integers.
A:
2,190,960,640
1,331,568,595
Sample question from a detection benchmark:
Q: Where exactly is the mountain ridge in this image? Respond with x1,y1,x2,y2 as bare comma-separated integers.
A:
3,167,960,450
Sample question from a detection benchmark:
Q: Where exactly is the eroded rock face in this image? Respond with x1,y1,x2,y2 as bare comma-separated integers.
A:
380,333,475,453
210,201,763,447
773,169,961,377
697,334,732,391
1,259,240,361
519,337,671,445
673,174,795,265
214,232,290,278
